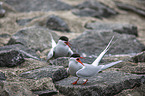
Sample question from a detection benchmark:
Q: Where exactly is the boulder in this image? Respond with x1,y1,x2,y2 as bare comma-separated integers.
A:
7,26,59,52
55,71,144,96
0,72,6,80
19,65,68,82
5,0,73,12
70,31,145,56
115,2,145,17
0,50,25,67
85,22,138,36
72,1,117,18
0,44,40,60
46,15,70,32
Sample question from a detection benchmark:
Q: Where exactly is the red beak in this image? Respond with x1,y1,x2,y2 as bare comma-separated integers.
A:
65,41,71,48
76,58,85,66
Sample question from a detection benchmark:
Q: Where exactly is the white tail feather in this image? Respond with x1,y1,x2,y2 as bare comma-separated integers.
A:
49,32,56,48
92,36,114,66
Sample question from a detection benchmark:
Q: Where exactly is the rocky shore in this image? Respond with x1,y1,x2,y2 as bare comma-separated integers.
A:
0,0,145,96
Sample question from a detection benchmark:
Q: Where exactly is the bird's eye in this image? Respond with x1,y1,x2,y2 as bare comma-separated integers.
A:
76,58,79,61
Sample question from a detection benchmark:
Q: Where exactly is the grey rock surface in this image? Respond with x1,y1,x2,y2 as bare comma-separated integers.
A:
131,51,145,63
55,71,144,96
85,22,138,36
19,65,68,81
0,72,6,80
0,44,40,60
32,89,58,96
0,50,25,67
115,2,145,17
7,26,59,52
70,31,145,56
5,0,73,12
72,1,117,18
0,81,37,96
46,15,70,32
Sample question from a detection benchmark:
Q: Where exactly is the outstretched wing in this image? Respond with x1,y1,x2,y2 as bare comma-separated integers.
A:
100,60,123,71
92,36,114,67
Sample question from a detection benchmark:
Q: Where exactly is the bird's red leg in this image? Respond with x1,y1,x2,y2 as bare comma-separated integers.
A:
82,79,88,85
72,78,79,85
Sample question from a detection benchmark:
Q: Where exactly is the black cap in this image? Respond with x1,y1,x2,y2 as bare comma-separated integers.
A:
71,54,80,58
59,36,68,41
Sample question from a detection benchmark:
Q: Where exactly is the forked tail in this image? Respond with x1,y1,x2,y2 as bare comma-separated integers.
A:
49,32,56,48
92,36,116,67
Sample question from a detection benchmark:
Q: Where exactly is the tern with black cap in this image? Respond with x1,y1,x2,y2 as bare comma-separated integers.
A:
68,36,123,85
47,33,73,61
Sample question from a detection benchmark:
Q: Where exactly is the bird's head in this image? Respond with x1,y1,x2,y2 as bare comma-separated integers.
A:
70,54,85,66
59,36,71,47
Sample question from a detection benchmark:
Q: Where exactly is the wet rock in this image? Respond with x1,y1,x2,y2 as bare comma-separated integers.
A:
0,2,6,18
0,72,6,80
7,26,59,52
0,50,25,67
0,81,36,96
70,31,145,56
85,22,138,36
72,1,117,18
33,90,58,96
0,44,40,60
131,51,145,63
5,0,73,12
46,15,70,32
19,65,68,82
115,2,145,17
55,71,144,96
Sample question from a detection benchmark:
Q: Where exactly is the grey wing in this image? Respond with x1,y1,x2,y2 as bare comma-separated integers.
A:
101,60,123,71
47,48,54,60
76,65,104,78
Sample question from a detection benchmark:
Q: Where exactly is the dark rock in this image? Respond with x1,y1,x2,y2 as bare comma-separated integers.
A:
46,15,70,32
0,72,6,80
0,33,10,38
5,0,73,12
72,1,117,18
16,16,39,26
32,90,58,96
115,2,145,17
85,22,138,36
0,81,37,96
19,65,68,81
0,44,40,60
70,31,145,56
55,71,144,96
131,51,145,63
7,26,59,52
0,50,25,67
0,2,6,18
